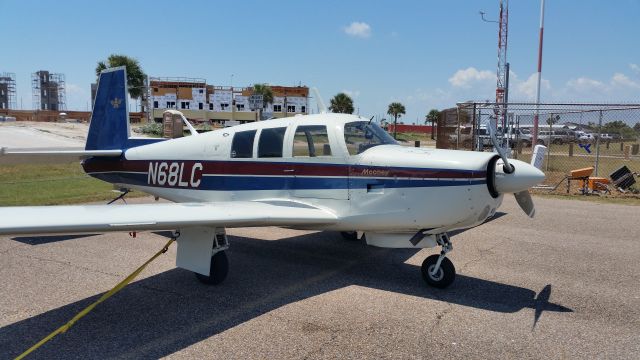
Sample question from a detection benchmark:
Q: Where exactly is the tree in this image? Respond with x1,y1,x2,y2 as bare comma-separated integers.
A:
634,122,640,133
546,114,560,125
95,54,146,99
426,109,440,140
252,83,274,120
387,102,406,139
329,93,354,114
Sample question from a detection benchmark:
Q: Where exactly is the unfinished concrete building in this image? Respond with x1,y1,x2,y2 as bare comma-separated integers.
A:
32,70,66,111
0,72,17,110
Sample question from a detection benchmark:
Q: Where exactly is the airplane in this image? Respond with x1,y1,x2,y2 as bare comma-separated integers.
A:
0,67,545,289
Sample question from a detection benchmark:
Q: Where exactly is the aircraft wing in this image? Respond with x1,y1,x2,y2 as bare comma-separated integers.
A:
0,201,337,235
0,147,122,165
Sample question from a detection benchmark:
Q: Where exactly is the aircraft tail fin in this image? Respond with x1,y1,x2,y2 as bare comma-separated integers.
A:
85,67,130,150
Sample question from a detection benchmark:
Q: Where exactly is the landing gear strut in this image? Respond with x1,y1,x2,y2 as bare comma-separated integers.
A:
195,228,229,285
421,233,456,288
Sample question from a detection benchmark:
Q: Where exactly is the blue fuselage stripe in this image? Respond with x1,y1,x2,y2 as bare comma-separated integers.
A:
90,172,486,191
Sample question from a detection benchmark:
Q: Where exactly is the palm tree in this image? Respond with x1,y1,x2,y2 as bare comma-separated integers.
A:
426,109,440,140
252,83,274,120
329,93,354,114
387,102,406,139
95,54,146,100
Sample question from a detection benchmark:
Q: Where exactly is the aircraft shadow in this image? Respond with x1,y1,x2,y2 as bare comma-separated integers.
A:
11,234,100,245
0,230,571,359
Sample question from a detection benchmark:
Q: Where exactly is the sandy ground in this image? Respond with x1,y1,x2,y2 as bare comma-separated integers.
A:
0,122,88,148
1,196,639,359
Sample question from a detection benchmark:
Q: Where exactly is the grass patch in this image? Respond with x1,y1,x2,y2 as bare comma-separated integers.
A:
0,162,147,206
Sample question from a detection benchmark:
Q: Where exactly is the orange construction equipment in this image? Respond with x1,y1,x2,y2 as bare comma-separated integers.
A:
580,177,610,192
567,167,594,194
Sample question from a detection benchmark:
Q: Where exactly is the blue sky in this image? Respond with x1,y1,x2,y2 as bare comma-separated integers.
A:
1,0,639,123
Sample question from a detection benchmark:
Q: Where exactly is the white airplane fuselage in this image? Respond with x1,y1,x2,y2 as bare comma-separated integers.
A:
83,113,510,242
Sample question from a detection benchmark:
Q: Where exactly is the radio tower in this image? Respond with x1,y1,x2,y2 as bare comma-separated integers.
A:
495,0,509,132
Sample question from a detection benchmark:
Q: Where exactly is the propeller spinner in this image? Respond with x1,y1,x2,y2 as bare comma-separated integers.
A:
486,121,546,217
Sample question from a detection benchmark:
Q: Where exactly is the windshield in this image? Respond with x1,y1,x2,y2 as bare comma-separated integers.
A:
344,121,398,155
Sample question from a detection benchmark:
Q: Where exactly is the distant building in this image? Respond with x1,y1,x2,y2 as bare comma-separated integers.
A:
32,70,66,111
0,73,17,110
91,83,97,109
149,77,309,125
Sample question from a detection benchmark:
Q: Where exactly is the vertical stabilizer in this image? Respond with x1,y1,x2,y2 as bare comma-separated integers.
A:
85,67,130,150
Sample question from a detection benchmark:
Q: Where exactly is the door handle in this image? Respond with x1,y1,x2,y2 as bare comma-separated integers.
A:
283,169,295,173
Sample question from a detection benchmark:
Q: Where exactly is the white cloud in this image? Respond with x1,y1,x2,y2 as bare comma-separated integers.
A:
342,89,360,98
513,73,551,100
611,72,640,88
630,63,640,74
344,22,371,38
448,67,494,88
566,77,606,92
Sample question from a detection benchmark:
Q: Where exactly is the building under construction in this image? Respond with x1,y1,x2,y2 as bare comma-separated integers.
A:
149,77,309,124
32,70,66,111
0,72,17,110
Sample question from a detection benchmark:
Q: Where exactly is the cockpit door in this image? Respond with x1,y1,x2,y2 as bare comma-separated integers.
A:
289,124,349,200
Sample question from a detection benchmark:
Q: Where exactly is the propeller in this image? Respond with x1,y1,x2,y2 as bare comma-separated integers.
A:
486,121,545,218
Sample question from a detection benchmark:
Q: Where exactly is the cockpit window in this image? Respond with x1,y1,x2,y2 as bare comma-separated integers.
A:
343,121,397,155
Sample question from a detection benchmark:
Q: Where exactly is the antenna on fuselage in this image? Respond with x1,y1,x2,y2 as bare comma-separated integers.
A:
368,115,374,124
311,87,328,114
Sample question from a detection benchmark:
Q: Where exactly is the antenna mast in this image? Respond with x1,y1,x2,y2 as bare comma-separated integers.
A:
494,0,509,132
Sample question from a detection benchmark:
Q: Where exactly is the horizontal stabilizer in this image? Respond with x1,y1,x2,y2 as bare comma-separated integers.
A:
0,201,337,235
0,147,122,164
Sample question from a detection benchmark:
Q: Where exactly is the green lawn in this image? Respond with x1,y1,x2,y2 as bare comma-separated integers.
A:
0,163,147,206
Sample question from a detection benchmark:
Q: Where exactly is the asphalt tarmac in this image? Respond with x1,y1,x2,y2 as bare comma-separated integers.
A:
1,196,638,359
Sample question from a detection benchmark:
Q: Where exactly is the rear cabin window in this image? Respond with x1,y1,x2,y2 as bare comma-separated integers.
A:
230,130,257,158
293,125,332,157
258,127,287,158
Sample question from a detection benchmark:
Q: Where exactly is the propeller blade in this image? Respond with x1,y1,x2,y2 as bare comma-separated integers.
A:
486,121,514,173
514,190,536,218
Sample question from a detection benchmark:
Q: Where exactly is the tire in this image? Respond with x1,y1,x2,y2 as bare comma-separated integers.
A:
340,231,359,241
195,250,229,285
421,255,456,288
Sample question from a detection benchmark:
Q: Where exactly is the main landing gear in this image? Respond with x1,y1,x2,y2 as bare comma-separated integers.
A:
421,233,456,288
195,229,230,285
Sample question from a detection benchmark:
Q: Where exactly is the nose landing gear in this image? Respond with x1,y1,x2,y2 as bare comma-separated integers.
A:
421,233,456,288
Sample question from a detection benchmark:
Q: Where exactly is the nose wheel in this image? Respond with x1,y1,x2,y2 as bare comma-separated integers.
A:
421,233,456,288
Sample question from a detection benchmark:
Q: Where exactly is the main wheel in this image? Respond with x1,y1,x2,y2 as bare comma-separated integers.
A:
421,255,456,288
340,231,359,241
195,250,229,285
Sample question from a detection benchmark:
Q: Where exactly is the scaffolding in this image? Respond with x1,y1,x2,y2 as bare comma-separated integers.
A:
0,72,17,110
32,70,66,111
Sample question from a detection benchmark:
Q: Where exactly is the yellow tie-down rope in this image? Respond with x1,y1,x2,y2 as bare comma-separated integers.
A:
15,236,177,360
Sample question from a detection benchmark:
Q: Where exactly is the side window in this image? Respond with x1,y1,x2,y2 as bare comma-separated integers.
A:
230,130,257,158
293,125,332,157
258,127,287,158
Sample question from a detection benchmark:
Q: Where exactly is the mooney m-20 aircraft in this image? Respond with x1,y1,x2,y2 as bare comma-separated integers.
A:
0,67,545,288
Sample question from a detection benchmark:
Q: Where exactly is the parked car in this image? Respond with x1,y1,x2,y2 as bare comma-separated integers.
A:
600,133,614,141
537,130,568,146
502,128,532,147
